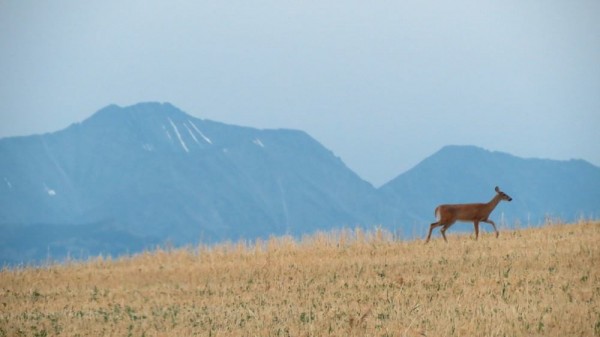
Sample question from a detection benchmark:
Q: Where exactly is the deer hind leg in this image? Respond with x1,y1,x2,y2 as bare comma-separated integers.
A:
438,220,456,243
440,223,452,243
473,221,480,240
426,222,441,243
482,219,499,238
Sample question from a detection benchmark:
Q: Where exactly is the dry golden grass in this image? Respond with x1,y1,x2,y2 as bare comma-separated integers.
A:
1,221,599,337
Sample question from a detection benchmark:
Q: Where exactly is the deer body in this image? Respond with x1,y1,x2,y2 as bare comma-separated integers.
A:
425,186,512,243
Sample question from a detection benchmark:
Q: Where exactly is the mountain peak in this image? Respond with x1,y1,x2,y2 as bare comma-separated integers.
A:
435,145,500,157
429,145,520,165
438,144,487,153
84,102,189,126
73,102,219,154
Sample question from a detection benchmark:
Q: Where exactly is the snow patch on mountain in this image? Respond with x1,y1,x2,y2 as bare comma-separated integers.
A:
163,125,172,141
189,120,212,144
183,123,201,146
44,183,57,196
168,118,189,153
253,138,265,148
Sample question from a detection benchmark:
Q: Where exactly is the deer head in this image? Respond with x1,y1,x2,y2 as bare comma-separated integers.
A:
495,186,512,202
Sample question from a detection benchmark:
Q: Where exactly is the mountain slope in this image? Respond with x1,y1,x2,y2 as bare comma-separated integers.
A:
0,103,378,264
380,145,600,235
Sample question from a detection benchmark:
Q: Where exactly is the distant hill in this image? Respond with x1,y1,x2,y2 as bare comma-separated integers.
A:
379,145,600,234
1,103,599,265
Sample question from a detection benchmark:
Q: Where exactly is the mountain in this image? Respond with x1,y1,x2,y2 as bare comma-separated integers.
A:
1,104,599,265
0,103,378,264
380,145,600,234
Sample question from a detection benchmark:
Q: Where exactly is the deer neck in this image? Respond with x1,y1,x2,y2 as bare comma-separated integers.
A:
486,194,503,213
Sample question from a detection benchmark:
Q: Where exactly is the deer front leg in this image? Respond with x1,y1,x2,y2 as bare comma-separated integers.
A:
482,219,499,238
473,220,480,240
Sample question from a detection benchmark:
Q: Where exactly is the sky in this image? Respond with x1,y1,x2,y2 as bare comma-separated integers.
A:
1,1,599,187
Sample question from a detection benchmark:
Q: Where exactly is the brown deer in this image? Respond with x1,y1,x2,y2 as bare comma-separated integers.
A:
425,186,512,243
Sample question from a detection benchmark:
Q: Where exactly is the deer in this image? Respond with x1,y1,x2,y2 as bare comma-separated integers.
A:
425,186,512,243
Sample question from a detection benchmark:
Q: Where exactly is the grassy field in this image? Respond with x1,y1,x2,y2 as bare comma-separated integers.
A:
1,221,599,337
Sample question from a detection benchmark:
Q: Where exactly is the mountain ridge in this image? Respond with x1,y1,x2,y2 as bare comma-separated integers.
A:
1,102,598,265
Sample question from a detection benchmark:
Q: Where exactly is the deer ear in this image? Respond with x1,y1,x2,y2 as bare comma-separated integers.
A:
495,186,500,192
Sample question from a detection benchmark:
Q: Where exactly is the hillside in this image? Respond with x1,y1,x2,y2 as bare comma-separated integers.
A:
1,221,598,336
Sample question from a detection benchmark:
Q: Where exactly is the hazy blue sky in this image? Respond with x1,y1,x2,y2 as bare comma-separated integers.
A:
1,1,599,186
